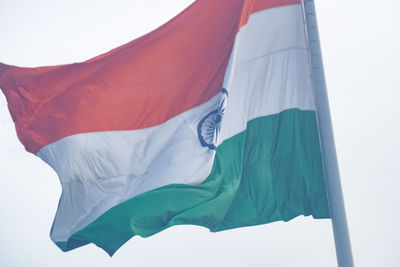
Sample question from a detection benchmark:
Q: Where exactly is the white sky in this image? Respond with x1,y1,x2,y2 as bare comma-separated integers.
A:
0,0,399,266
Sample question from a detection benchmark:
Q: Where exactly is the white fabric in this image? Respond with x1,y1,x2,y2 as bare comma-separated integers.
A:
39,94,219,242
220,5,314,144
37,4,315,242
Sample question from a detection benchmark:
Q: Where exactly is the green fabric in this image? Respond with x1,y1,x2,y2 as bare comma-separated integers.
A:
57,109,330,256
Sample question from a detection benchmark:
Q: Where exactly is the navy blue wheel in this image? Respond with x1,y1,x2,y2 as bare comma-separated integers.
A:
197,88,228,150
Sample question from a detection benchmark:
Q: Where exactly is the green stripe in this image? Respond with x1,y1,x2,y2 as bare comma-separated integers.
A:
57,109,330,256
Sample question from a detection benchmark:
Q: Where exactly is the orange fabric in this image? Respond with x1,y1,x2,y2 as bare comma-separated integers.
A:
0,0,300,154
253,0,300,13
239,0,300,27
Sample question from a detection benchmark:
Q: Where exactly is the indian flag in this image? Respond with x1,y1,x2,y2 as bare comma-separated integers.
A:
0,0,330,256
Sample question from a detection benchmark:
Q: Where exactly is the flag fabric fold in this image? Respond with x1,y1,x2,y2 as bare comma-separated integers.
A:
0,0,330,256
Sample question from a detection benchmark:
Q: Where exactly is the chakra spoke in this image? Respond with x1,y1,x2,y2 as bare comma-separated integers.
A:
197,89,228,150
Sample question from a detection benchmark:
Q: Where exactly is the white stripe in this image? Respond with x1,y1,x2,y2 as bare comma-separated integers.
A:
219,5,314,144
39,94,219,242
39,4,314,242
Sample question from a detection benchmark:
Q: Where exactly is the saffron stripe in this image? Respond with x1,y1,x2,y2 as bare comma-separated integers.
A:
0,1,302,154
253,0,300,13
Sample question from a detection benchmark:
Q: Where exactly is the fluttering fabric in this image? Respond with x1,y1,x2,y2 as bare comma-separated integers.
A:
0,0,329,256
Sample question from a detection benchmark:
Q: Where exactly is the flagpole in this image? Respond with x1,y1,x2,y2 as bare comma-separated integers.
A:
301,1,354,266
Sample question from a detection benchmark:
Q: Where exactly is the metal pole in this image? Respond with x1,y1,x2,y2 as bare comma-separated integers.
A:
301,1,354,266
